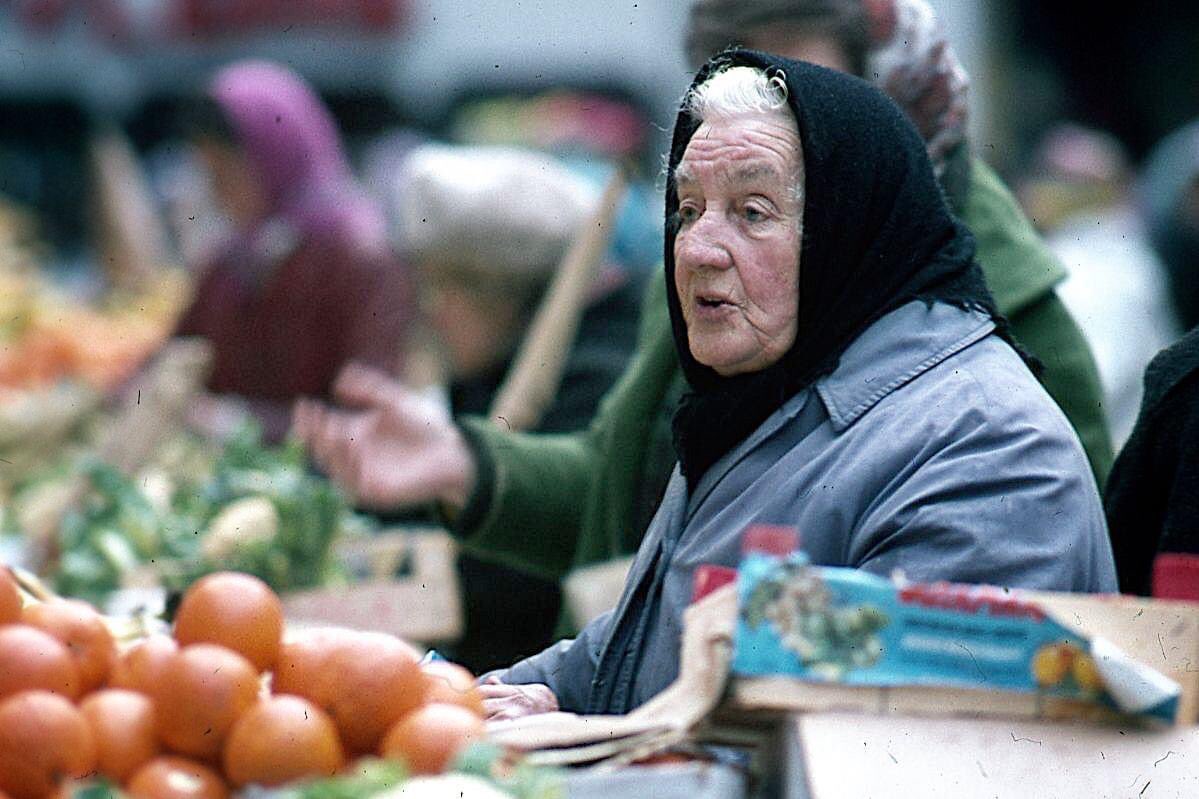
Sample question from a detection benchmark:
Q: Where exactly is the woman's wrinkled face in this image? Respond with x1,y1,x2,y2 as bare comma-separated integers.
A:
673,113,803,376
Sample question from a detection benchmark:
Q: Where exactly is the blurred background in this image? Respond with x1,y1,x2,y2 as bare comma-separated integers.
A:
3,0,1197,276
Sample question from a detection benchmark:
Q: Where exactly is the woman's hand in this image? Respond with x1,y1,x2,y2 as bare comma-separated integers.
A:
478,677,559,721
292,363,477,512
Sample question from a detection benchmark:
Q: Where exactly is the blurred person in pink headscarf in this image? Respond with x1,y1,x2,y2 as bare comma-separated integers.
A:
175,60,413,441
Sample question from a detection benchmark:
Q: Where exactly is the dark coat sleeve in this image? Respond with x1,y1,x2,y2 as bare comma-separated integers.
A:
1105,371,1199,595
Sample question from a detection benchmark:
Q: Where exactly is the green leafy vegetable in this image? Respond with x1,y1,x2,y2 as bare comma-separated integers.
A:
36,423,363,605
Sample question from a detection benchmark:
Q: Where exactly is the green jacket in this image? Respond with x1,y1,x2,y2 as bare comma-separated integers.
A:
455,157,1112,592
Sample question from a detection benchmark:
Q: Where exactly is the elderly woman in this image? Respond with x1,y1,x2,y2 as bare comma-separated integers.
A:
481,52,1116,718
685,0,1112,485
176,61,413,441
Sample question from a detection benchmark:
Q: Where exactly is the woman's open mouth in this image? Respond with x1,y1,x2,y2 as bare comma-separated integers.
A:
694,294,736,319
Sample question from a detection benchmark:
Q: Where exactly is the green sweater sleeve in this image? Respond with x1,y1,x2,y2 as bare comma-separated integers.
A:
963,158,1114,490
1005,294,1115,489
452,418,596,581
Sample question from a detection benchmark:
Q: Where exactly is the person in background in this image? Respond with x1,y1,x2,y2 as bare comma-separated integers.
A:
446,89,664,283
1104,120,1199,595
294,0,1113,640
393,144,644,671
1017,124,1181,447
175,60,413,441
487,54,1114,718
1105,326,1199,595
1140,120,1199,334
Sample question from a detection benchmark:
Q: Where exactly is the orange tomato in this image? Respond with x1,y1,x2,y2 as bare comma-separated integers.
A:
421,661,484,717
173,572,284,673
317,631,427,754
0,624,82,700
222,695,345,787
126,756,228,799
379,702,485,775
271,627,354,698
79,689,159,782
108,635,178,694
0,570,20,625
23,598,117,694
0,691,98,799
152,644,258,761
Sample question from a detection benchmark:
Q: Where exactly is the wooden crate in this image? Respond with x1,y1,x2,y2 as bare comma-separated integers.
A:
281,529,462,646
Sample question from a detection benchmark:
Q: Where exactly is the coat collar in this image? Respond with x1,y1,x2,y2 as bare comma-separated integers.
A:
815,300,995,433
681,300,995,516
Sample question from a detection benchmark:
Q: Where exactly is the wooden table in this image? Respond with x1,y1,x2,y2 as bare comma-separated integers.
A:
784,711,1199,798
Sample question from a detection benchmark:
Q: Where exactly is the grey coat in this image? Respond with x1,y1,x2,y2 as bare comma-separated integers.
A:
499,301,1117,713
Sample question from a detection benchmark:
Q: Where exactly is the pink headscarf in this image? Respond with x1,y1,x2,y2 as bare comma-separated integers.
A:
863,0,970,181
685,0,971,192
208,60,387,253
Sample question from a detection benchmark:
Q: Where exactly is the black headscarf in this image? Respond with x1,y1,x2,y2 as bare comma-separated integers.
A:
666,50,1009,488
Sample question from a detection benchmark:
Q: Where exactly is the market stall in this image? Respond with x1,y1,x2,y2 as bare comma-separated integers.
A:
1,2,1198,797
3,520,1198,798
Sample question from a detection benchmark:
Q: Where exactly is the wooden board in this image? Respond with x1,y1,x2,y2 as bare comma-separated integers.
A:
282,530,462,645
791,710,1199,798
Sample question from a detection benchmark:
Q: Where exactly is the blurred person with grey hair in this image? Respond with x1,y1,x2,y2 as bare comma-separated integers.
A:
393,144,645,670
399,144,603,396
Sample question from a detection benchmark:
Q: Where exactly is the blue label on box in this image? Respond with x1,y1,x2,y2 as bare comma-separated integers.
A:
731,552,1179,722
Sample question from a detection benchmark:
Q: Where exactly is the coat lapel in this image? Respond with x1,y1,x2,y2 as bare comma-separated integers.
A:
684,389,814,522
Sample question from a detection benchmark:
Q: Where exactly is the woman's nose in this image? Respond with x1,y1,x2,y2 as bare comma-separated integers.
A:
676,217,733,271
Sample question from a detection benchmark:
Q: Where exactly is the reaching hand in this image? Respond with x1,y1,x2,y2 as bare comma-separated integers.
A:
292,363,477,512
478,677,560,721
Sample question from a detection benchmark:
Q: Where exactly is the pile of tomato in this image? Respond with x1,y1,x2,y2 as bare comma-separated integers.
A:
0,569,487,799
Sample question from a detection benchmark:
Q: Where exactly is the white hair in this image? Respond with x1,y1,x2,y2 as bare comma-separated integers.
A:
397,144,598,283
678,65,804,206
682,65,790,123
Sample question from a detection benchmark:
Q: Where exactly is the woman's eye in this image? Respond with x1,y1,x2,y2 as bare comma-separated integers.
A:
678,205,700,224
744,205,767,222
